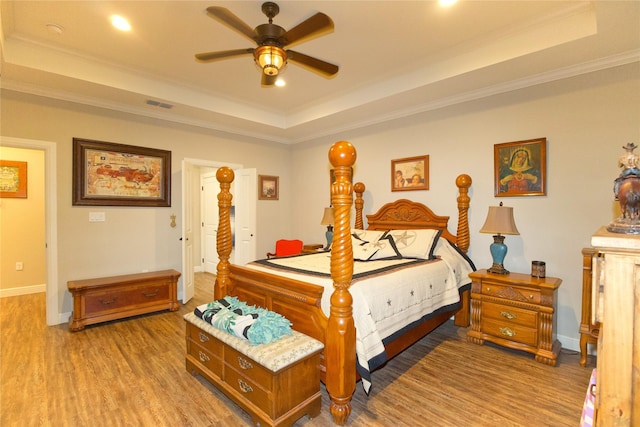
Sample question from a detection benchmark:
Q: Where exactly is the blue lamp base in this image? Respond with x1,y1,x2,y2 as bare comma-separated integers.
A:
487,234,510,275
325,225,334,250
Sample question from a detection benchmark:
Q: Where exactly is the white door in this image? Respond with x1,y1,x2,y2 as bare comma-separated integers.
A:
181,159,254,302
201,171,220,273
233,168,258,265
181,160,195,303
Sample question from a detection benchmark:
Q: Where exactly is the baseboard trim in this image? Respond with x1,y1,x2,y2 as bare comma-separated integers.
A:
0,284,46,298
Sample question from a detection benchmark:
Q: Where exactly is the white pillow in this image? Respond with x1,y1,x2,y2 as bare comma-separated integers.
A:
352,232,401,261
384,229,442,259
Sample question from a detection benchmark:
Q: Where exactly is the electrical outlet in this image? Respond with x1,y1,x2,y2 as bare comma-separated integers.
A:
16,262,23,271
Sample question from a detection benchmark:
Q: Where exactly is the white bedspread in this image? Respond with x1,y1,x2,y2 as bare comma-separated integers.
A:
245,238,474,393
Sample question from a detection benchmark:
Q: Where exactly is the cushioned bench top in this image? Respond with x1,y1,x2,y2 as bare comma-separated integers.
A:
184,312,324,372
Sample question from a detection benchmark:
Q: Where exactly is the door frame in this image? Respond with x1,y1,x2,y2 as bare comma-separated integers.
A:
1,136,59,325
181,158,242,302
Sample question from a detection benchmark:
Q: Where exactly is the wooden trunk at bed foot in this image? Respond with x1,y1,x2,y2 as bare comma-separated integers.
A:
185,322,322,427
67,269,180,331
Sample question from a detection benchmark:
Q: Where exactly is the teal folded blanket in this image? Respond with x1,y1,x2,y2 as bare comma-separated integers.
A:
194,296,292,345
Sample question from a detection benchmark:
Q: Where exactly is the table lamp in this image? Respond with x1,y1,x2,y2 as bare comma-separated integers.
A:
479,202,519,274
320,207,334,250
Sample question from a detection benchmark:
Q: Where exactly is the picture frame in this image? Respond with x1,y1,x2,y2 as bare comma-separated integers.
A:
72,138,171,207
258,175,279,200
494,137,547,197
391,155,429,191
0,160,28,198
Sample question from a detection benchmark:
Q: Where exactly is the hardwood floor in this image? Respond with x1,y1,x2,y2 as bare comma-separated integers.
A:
1,273,593,426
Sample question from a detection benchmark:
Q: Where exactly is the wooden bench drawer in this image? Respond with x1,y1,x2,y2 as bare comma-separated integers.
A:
224,364,272,415
84,283,170,314
188,324,223,357
224,345,272,388
188,340,223,378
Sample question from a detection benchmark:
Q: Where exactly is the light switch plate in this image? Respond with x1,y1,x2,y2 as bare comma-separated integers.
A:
89,212,106,222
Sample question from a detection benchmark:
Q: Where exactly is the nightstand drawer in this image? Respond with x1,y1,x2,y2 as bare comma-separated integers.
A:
482,317,538,347
481,282,541,305
482,301,537,327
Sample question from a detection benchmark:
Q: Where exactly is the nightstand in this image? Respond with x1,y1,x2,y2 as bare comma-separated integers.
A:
302,243,324,253
467,269,562,366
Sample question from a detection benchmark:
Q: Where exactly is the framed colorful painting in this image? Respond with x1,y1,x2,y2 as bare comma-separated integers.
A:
494,138,547,197
72,138,171,206
0,160,28,198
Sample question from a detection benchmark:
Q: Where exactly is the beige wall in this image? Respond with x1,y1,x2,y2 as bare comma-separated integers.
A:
291,63,640,350
1,62,638,350
0,91,292,316
0,146,46,292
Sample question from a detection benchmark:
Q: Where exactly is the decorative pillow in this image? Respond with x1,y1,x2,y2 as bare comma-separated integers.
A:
384,229,442,259
352,229,386,244
352,232,401,261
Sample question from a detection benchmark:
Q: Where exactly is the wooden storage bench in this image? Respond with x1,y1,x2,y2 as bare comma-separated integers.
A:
184,312,324,427
68,269,180,331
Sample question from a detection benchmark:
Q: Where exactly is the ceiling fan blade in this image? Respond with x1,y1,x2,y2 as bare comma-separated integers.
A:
195,48,254,62
261,73,277,87
287,50,339,77
206,6,257,43
283,12,334,47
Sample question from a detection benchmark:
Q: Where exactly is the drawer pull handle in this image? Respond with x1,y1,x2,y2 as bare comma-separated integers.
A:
238,379,253,393
499,327,515,337
500,311,516,320
198,351,210,363
99,297,117,305
237,356,253,370
198,332,209,343
142,289,159,298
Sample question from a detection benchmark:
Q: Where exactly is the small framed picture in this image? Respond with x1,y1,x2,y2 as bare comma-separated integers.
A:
391,155,429,191
258,175,279,200
0,160,28,198
494,138,547,197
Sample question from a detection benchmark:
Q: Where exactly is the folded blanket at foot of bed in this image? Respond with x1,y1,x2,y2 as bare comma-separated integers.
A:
194,296,292,345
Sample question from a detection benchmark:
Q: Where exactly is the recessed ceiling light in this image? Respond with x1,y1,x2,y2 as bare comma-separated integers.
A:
439,0,458,6
45,23,64,35
275,79,285,87
110,15,131,32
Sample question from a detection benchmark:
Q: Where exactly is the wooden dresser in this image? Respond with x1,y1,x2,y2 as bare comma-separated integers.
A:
590,227,640,426
68,269,180,331
184,312,323,427
579,247,600,367
468,269,562,366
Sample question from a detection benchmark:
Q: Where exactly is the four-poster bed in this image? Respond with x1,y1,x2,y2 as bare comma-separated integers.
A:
212,141,473,425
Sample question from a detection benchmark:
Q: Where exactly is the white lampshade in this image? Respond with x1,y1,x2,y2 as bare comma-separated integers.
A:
479,204,519,235
320,207,334,225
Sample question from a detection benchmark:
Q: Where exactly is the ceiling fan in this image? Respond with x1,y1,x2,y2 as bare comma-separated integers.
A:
195,2,339,87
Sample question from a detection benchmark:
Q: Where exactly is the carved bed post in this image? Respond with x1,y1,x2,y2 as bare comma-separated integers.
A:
454,173,472,327
354,182,365,230
455,174,472,254
215,167,234,299
327,141,357,426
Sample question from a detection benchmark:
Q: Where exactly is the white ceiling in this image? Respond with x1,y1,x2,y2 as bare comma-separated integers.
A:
1,1,639,144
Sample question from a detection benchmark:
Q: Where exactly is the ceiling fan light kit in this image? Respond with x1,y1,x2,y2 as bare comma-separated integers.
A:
195,2,338,87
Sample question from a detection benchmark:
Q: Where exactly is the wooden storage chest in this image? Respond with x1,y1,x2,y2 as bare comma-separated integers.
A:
184,312,323,427
68,269,180,331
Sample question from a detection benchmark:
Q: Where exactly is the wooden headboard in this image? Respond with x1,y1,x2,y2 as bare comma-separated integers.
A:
352,175,472,253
